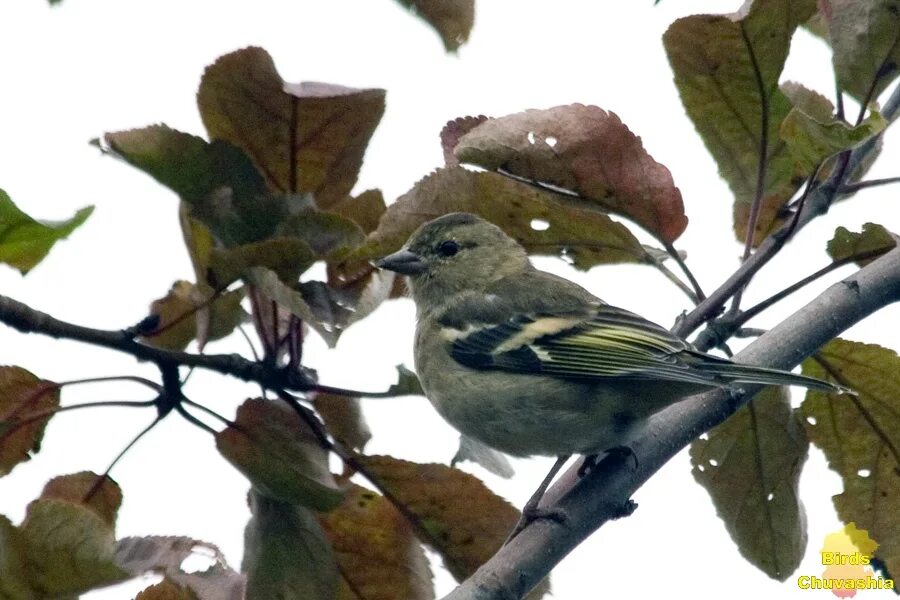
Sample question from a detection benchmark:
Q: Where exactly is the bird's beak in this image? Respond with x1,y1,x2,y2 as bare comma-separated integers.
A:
372,249,426,275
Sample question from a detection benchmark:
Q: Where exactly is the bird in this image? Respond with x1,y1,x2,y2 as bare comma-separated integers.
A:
373,212,849,530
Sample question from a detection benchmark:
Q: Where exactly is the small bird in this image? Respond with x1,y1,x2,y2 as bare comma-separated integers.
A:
373,213,849,527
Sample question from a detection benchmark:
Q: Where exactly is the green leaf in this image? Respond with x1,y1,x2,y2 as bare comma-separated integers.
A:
197,47,385,209
826,223,897,266
243,492,339,600
663,0,817,245
140,281,245,351
690,387,809,580
276,208,366,261
215,398,345,511
0,515,35,599
0,189,93,274
319,484,434,600
801,339,900,576
0,366,59,477
781,108,886,168
362,167,651,270
313,394,371,453
394,0,475,52
452,106,687,243
207,237,316,288
828,0,900,101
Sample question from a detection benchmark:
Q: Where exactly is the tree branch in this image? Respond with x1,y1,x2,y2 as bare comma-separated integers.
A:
442,245,900,600
672,81,900,339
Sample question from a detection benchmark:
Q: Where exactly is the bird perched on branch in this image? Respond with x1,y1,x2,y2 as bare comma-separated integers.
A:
373,212,850,529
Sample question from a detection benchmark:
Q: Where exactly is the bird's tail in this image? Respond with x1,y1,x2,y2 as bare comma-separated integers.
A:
691,354,855,395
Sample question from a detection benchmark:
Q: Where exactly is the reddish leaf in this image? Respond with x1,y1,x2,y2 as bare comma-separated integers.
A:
0,366,59,477
452,105,687,243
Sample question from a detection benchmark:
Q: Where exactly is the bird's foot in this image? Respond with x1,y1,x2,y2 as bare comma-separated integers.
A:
504,503,569,546
578,446,639,477
612,498,638,520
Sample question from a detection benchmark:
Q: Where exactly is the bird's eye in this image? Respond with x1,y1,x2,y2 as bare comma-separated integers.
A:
438,240,459,257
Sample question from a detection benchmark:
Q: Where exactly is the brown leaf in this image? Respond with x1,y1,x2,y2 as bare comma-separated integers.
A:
197,47,385,208
0,515,34,599
690,387,809,580
453,105,687,243
826,223,897,266
313,394,372,453
364,167,649,270
356,455,518,580
0,366,59,477
394,0,475,52
38,471,122,529
801,339,900,575
135,579,200,600
440,116,488,167
319,484,434,600
215,398,345,510
141,281,245,351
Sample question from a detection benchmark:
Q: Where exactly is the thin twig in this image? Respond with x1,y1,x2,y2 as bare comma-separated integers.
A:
663,241,706,301
841,176,900,195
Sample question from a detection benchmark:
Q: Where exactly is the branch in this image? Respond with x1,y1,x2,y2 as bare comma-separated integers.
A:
442,245,900,600
673,81,900,339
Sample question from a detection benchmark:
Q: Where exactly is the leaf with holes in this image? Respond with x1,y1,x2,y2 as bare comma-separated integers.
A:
362,167,650,270
319,484,434,600
0,366,59,477
827,223,897,267
243,492,339,600
452,106,687,243
216,398,345,510
801,339,900,577
198,47,385,208
0,189,93,274
690,387,809,580
664,0,818,245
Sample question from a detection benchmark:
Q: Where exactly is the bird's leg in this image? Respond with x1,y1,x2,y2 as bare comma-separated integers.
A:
504,454,570,545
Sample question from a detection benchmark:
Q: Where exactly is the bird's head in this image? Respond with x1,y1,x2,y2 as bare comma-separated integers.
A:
373,213,529,311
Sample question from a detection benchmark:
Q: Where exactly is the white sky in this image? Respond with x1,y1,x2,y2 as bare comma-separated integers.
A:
0,0,898,598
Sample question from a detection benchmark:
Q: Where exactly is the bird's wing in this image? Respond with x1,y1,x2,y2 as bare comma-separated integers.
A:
441,298,727,386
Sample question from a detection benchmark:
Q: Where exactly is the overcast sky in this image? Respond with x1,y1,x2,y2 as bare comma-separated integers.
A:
1,1,898,598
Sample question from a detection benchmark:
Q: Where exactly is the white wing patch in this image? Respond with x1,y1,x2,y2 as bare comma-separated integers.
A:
494,316,584,353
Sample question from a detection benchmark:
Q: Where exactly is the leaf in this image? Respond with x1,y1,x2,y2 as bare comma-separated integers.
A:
197,47,385,208
452,105,687,243
0,366,59,477
319,484,434,600
780,81,835,122
394,0,475,52
215,398,345,510
386,364,425,397
20,499,127,595
207,237,316,288
313,394,372,452
664,0,818,244
440,116,488,167
690,387,809,580
0,514,35,599
355,456,521,582
800,339,900,576
826,223,897,266
141,281,246,351
363,167,651,270
248,267,394,348
180,206,217,283
276,208,366,260
115,536,245,600
781,108,886,168
38,471,122,529
242,492,339,600
135,579,200,600
0,189,93,274
826,0,900,101
326,189,387,235
451,435,515,479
